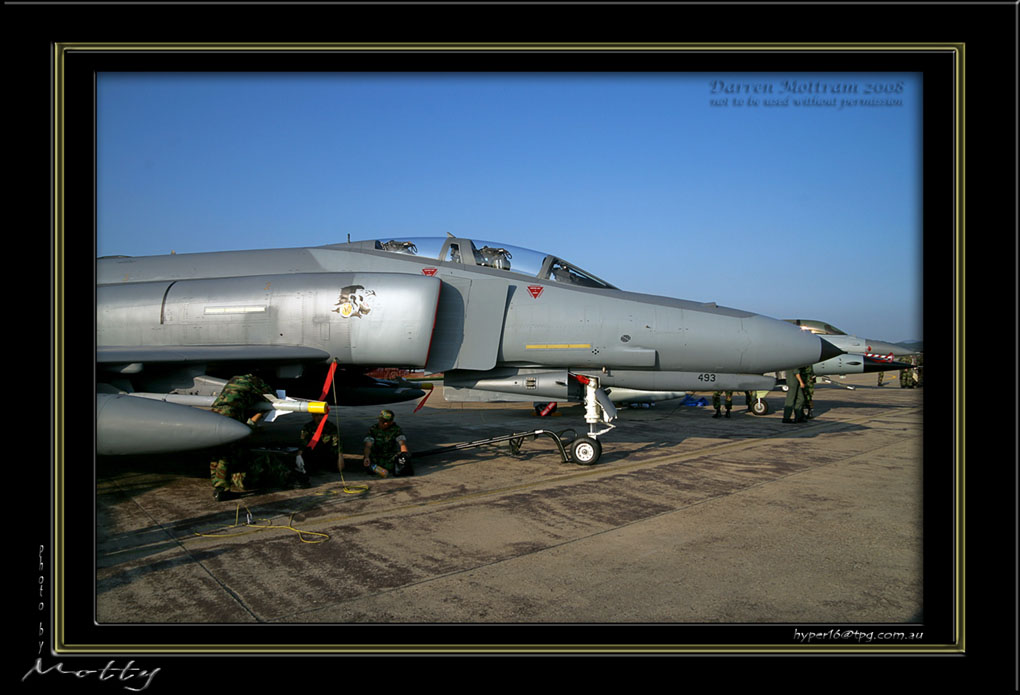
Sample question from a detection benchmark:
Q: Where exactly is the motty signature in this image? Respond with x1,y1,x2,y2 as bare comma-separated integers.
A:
23,659,160,692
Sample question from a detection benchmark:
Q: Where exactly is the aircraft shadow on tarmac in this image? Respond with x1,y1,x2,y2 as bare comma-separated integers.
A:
96,414,878,598
97,452,214,497
98,400,879,491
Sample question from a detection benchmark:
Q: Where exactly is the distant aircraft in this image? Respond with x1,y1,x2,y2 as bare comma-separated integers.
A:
97,236,841,463
781,318,916,378
783,319,917,360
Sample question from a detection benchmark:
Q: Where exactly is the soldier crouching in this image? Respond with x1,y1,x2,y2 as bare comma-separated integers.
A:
362,409,410,477
208,373,274,502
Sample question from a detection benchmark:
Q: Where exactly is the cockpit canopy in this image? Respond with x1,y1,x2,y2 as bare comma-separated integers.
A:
785,319,848,336
350,236,617,289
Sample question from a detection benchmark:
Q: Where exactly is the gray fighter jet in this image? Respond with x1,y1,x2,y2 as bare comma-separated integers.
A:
780,318,916,377
591,318,917,413
784,319,916,359
97,236,842,463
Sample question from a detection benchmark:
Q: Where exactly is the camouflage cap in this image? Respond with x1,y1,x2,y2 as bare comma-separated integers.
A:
379,409,395,421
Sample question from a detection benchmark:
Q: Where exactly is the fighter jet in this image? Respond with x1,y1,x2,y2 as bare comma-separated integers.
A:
97,236,842,463
591,318,917,414
778,319,915,378
784,319,916,359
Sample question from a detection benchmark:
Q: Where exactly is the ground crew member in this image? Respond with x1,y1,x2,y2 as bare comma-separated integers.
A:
877,370,885,387
712,391,733,418
900,356,916,388
209,373,275,501
298,413,343,477
783,367,808,423
244,449,301,493
803,363,816,419
362,409,410,477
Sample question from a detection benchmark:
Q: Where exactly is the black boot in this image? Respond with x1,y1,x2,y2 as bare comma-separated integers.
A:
712,408,721,418
724,408,731,418
782,407,794,423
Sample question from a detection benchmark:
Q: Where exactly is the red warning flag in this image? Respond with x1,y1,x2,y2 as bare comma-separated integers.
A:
413,385,434,413
319,359,338,401
309,360,339,450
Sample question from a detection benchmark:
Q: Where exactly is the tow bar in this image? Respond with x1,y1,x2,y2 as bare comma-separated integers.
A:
413,428,598,465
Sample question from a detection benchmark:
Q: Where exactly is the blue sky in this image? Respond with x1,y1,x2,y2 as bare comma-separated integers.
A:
97,72,923,342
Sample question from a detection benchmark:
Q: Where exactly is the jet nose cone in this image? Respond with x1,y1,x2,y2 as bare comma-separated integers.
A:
819,338,844,363
738,314,844,373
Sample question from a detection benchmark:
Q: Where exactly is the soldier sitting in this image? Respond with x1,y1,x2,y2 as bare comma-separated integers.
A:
298,414,343,476
362,409,410,477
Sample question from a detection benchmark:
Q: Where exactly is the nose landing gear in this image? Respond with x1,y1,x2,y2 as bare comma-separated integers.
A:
568,373,618,466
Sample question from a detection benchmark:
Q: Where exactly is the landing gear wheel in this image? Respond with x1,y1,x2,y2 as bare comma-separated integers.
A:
751,399,770,416
570,436,602,465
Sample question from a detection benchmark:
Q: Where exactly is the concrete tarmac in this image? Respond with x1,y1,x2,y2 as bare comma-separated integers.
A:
96,373,923,631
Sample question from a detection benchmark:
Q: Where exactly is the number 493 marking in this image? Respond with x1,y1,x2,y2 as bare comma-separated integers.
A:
697,373,717,382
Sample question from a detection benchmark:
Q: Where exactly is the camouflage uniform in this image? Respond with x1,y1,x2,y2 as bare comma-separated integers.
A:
299,416,343,471
210,373,275,422
363,413,407,474
209,374,274,494
802,364,816,418
711,391,733,418
900,357,916,388
783,367,808,423
210,446,243,493
240,449,298,490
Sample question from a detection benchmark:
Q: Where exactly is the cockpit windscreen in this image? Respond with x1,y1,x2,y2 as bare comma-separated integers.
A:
374,237,617,289
785,319,848,336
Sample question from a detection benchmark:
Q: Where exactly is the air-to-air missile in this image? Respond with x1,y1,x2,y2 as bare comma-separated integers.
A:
97,236,842,463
